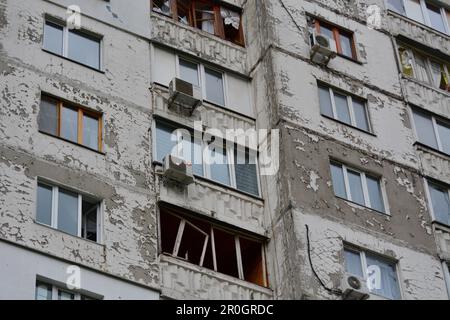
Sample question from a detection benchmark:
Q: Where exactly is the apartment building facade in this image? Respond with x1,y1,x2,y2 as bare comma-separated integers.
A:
0,0,449,300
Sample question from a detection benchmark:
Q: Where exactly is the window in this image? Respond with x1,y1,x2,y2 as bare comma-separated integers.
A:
398,44,450,91
35,281,96,300
344,247,401,300
310,18,357,60
426,180,450,226
43,20,101,69
387,0,450,34
159,206,267,287
151,0,245,46
36,181,101,242
178,57,226,107
330,162,387,213
318,84,371,132
412,108,450,155
39,94,103,151
154,120,260,196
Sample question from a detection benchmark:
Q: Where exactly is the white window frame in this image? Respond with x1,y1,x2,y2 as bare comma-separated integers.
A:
410,106,450,154
36,179,102,242
323,87,372,132
332,162,390,214
43,18,103,70
36,281,95,300
423,178,450,225
344,245,403,300
387,0,450,34
165,211,268,287
176,55,228,107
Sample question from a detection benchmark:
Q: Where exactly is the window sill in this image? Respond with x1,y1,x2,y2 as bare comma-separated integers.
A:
42,49,105,74
34,220,103,247
414,141,450,160
386,10,450,39
39,130,106,155
335,52,363,65
432,220,450,231
153,161,264,202
335,196,389,217
321,114,376,137
150,12,246,49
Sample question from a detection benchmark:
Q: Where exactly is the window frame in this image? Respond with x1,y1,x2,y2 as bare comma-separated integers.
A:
386,0,450,34
318,84,372,133
314,19,358,60
330,161,389,215
35,179,103,243
151,0,245,46
35,280,98,300
397,43,450,92
39,94,104,152
153,119,262,197
343,245,403,300
410,106,450,155
43,17,103,71
159,207,268,287
424,178,450,226
176,55,228,108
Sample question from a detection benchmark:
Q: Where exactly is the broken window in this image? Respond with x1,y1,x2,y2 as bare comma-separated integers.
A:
36,181,101,242
330,162,387,214
43,19,101,69
318,84,371,132
344,246,401,300
427,180,450,226
155,120,260,196
159,206,268,287
412,108,450,154
151,0,245,46
35,280,97,300
311,18,357,60
39,94,103,152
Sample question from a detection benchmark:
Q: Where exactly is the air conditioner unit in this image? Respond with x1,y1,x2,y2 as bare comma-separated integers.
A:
168,78,202,115
162,155,195,185
341,274,370,300
310,32,337,66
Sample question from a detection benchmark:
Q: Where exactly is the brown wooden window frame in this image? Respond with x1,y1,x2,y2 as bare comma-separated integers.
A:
39,94,103,152
314,19,357,60
151,0,245,46
159,205,268,287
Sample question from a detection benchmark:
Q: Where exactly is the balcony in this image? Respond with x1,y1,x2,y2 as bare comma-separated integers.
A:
159,255,273,300
150,13,247,74
402,77,450,118
386,10,450,54
415,143,450,185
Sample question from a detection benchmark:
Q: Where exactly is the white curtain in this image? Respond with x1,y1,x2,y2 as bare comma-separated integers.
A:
220,7,240,29
201,10,215,34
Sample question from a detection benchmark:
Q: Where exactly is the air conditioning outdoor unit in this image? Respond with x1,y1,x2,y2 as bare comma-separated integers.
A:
162,154,195,185
341,274,370,300
168,77,202,115
310,32,337,66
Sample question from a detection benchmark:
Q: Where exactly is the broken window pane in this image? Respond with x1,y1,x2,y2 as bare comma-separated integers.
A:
179,59,199,86
177,0,191,25
37,183,53,226
426,3,446,33
153,0,172,16
412,110,438,149
35,282,52,300
214,228,239,278
177,221,209,266
367,175,385,213
44,21,63,55
205,67,225,106
344,248,363,278
61,106,78,143
160,210,182,254
352,98,370,131
68,30,100,70
334,92,351,124
82,198,98,242
347,170,365,206
240,237,265,286
330,163,347,199
428,182,450,226
39,96,58,136
318,85,333,118
57,188,79,236
437,121,450,154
